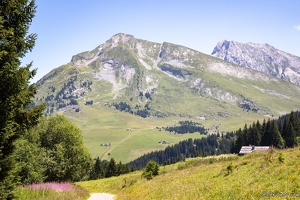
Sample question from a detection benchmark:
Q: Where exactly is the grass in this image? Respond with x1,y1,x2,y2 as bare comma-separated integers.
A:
15,182,89,200
66,104,205,162
77,147,300,199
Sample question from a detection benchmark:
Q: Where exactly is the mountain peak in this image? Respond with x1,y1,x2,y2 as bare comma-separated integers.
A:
110,33,136,44
211,40,300,84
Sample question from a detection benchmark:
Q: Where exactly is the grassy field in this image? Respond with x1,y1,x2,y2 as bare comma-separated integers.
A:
64,99,270,163
65,105,208,162
77,147,300,199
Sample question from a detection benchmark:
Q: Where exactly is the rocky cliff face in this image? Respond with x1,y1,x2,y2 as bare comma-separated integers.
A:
211,40,300,85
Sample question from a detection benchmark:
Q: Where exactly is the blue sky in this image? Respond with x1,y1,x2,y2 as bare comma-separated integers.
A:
23,0,300,83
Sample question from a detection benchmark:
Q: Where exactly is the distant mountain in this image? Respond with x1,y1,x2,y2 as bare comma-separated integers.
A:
211,40,300,85
35,33,300,120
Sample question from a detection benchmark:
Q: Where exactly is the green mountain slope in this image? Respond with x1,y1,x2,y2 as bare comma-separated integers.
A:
34,33,300,162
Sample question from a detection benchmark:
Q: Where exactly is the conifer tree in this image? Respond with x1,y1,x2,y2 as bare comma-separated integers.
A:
281,117,289,143
256,120,262,135
289,111,300,137
285,122,297,147
242,124,249,145
261,119,272,146
270,119,284,148
90,157,103,180
234,128,244,153
0,1,44,198
249,122,261,146
105,158,117,177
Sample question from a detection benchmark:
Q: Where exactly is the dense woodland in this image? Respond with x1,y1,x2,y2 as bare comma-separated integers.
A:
231,111,300,153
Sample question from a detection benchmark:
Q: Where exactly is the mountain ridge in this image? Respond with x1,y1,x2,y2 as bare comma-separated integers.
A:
211,40,300,84
35,33,300,120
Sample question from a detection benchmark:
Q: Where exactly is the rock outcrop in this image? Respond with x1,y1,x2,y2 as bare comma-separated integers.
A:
211,40,300,84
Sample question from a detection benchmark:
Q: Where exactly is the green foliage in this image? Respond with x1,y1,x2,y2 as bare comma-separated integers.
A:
226,162,234,174
37,115,93,182
164,120,206,134
89,157,131,180
0,0,45,198
14,139,46,184
142,160,159,180
285,122,297,147
105,158,117,178
13,115,93,184
89,157,103,180
278,152,284,163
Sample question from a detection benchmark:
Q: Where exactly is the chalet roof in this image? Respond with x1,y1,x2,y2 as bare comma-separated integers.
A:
239,146,269,155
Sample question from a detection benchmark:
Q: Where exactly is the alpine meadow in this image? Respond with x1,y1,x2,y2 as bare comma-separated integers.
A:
1,0,300,199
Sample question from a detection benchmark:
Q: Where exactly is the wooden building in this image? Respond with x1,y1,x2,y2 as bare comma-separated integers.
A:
239,145,269,155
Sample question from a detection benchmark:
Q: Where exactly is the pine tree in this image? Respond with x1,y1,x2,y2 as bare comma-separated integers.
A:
242,124,249,145
281,117,289,143
261,119,271,146
105,158,117,178
90,157,103,180
289,111,300,137
234,128,244,153
270,119,284,148
256,120,262,134
285,122,297,147
0,1,45,198
249,122,261,146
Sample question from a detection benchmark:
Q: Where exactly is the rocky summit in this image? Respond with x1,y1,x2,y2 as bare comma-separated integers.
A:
211,40,300,85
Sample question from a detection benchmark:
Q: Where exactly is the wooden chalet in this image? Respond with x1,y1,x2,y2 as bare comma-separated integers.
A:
239,145,269,155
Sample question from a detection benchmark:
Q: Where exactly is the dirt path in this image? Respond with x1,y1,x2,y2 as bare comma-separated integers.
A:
88,193,115,200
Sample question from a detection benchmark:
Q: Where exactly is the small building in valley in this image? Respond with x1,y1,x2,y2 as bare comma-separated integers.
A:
239,145,269,155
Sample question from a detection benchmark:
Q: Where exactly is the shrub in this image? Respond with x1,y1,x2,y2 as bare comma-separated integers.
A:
142,160,159,180
227,162,234,174
278,153,284,163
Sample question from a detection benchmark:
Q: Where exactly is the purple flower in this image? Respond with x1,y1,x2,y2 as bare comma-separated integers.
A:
27,182,74,192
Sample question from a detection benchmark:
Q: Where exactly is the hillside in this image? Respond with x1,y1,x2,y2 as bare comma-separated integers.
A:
77,147,300,199
34,33,300,162
211,40,300,85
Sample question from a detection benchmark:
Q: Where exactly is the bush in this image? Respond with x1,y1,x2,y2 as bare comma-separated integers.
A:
278,153,284,163
227,162,234,174
142,160,159,180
